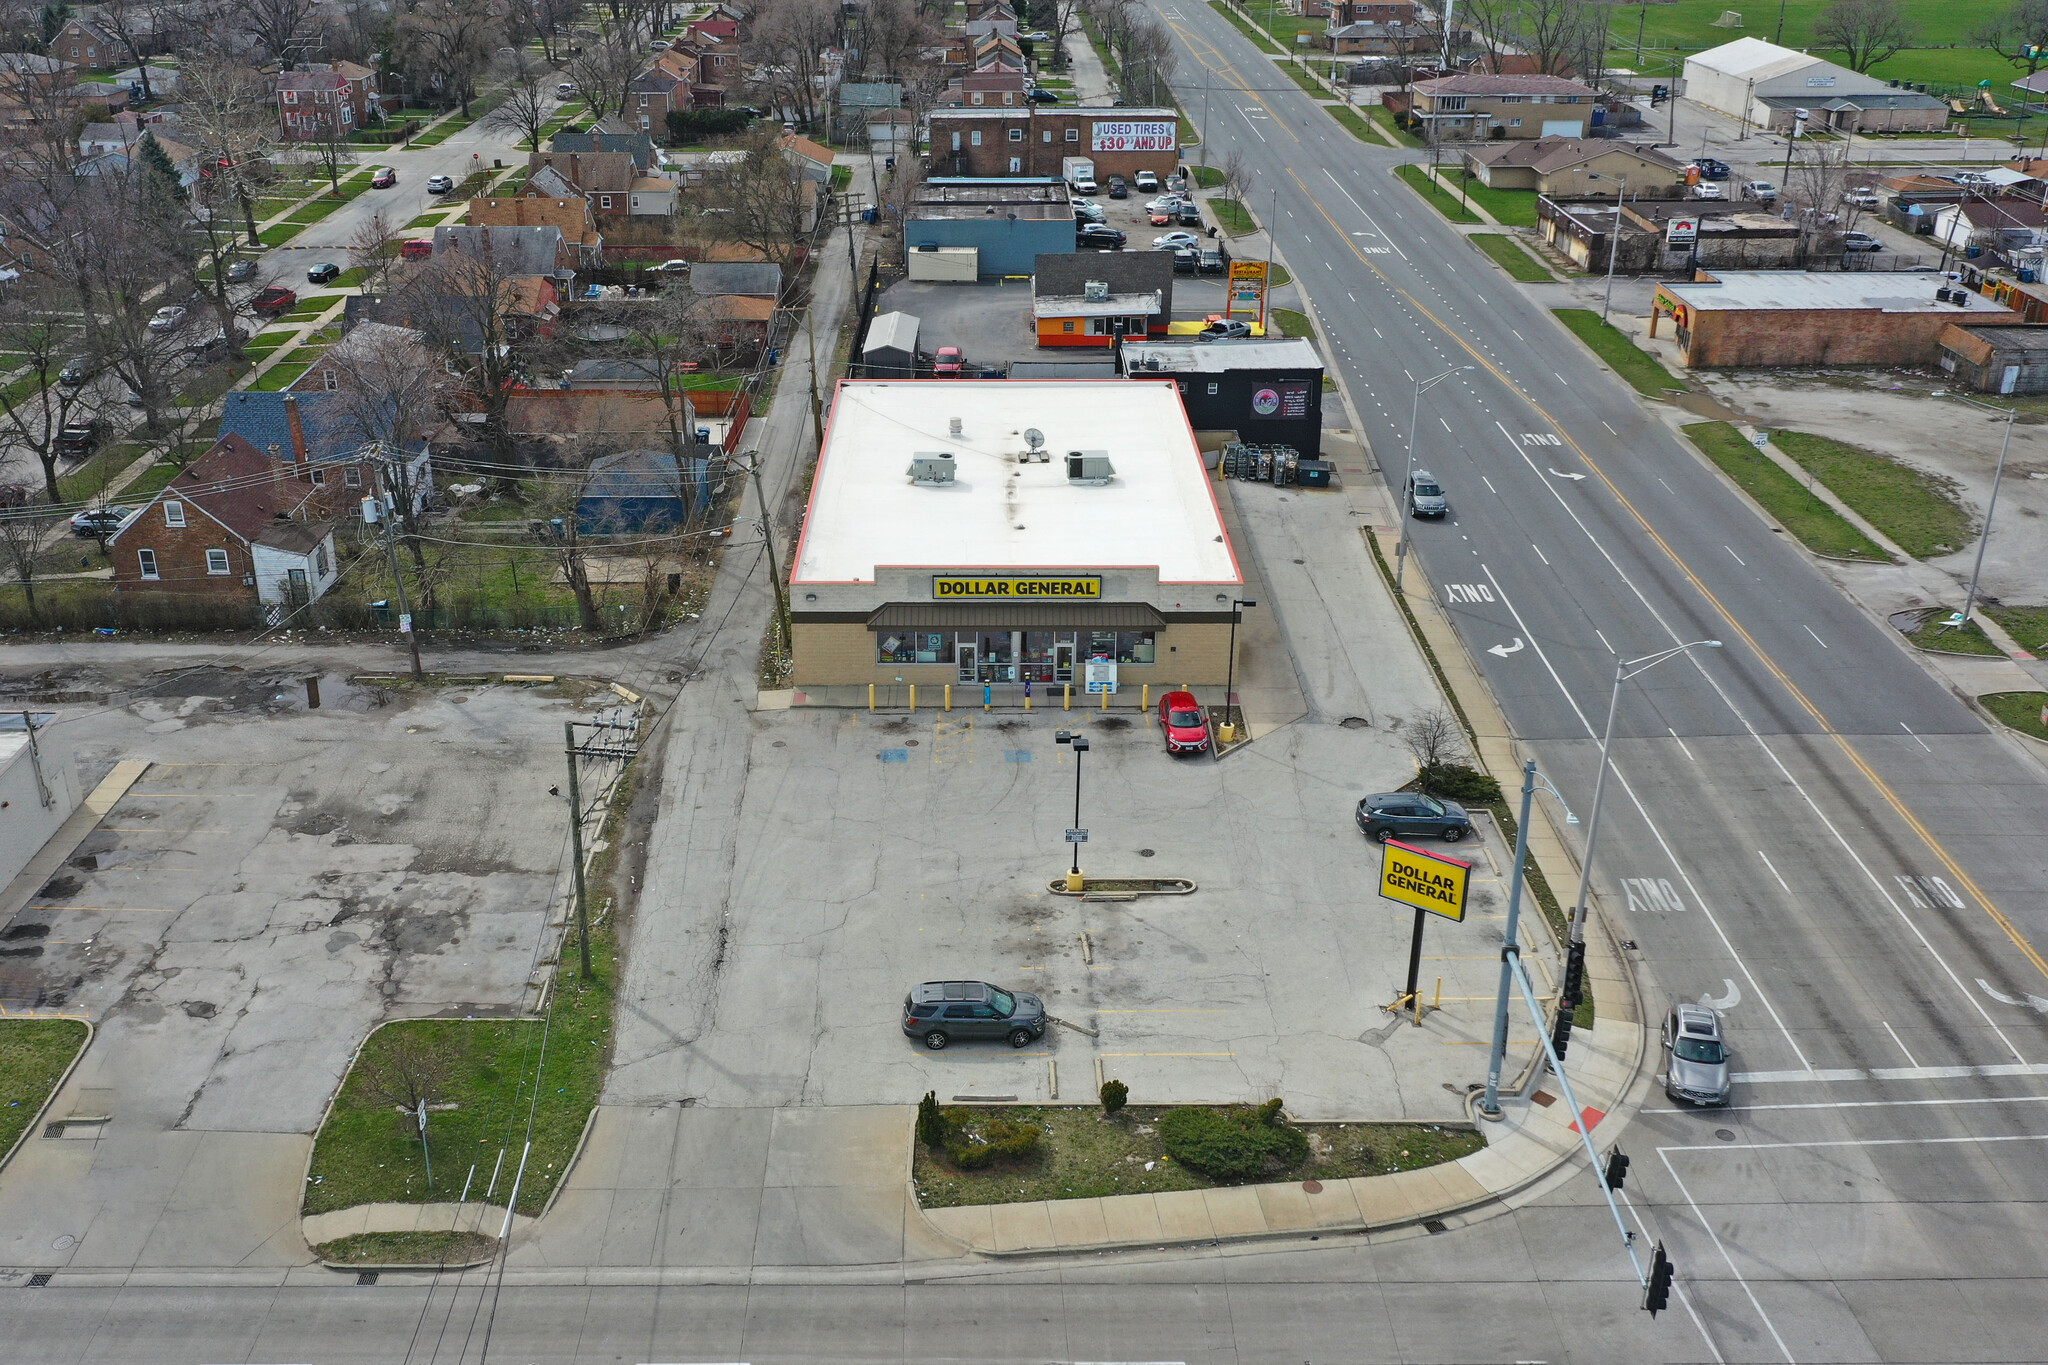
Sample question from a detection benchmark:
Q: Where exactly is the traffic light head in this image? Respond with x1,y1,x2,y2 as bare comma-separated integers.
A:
1644,1241,1675,1316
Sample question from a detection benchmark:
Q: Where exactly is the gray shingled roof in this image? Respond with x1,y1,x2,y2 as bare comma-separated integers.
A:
689,262,782,297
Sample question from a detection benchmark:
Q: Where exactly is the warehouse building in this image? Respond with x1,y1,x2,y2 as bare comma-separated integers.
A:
1120,337,1326,456
788,380,1242,689
906,177,1076,277
1649,271,2020,368
1681,37,1946,134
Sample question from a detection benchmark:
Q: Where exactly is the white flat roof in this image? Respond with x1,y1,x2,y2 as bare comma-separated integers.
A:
1663,271,2015,314
793,380,1239,585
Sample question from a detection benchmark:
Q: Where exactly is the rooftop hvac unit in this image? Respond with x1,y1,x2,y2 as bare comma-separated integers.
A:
1083,279,1109,302
1066,450,1114,484
908,451,956,485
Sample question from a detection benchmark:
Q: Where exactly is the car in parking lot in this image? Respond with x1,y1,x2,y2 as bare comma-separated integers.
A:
1354,791,1472,843
1198,318,1252,339
1198,249,1225,274
1741,179,1777,204
306,261,341,284
1843,186,1881,209
251,285,298,315
427,173,455,194
370,166,397,187
224,259,256,282
556,81,575,97
1135,169,1159,192
1407,468,1447,517
1153,231,1200,250
1158,689,1210,754
1661,1003,1732,1105
1149,206,1174,225
1073,200,1105,223
70,505,136,538
147,305,187,332
902,980,1047,1049
1145,194,1187,213
1841,230,1884,252
1174,247,1199,274
1076,223,1125,249
1105,174,1127,198
1692,157,1730,180
932,345,964,375
1691,181,1723,200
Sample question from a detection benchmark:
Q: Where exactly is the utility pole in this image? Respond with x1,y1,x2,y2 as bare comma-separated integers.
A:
740,452,793,653
563,721,593,980
1199,66,1211,169
1954,404,2017,632
802,299,825,450
19,711,52,807
369,492,424,680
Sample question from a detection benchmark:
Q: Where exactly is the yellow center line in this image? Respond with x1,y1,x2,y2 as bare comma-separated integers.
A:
1283,165,2048,988
1165,21,1300,146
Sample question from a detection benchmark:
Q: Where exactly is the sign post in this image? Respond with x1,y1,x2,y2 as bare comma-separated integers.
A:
1378,838,1471,1019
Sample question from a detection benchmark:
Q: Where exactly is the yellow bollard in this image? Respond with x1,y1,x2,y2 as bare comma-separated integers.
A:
944,684,952,711
908,684,916,711
1063,683,1072,710
1141,683,1149,713
1434,977,1442,1010
1066,868,1085,892
868,683,875,711
1025,689,1032,710
1219,721,1236,744
1100,688,1107,711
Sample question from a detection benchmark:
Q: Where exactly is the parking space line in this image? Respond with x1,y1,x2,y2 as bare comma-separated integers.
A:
1099,1052,1236,1057
102,828,234,833
1097,1008,1231,1013
28,905,176,913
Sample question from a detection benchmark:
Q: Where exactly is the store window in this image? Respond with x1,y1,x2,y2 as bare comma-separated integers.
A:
878,630,948,664
1086,631,1155,664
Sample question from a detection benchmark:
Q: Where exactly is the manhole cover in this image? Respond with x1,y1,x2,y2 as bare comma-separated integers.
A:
905,739,919,746
773,740,786,748
1715,1128,1737,1142
1301,1179,1322,1193
1138,848,1155,857
50,1235,73,1251
1339,717,1370,729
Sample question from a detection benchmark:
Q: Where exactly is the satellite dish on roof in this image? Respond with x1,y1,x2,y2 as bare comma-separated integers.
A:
1023,427,1045,450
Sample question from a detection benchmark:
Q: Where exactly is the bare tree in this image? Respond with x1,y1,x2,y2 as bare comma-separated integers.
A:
292,110,357,193
94,0,162,99
177,56,280,247
526,462,607,630
348,209,401,295
1976,0,2048,78
1816,0,1913,72
397,242,528,493
747,0,839,130
0,297,94,502
396,0,504,117
240,0,317,62
322,322,448,604
1400,705,1467,775
565,30,646,122
0,502,66,624
693,127,820,272
484,66,555,150
1784,142,1860,261
862,0,941,80
354,1029,455,1138
1219,144,1252,206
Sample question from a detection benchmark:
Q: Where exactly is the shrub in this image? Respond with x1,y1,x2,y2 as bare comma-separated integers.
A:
1417,763,1502,805
666,107,755,143
943,1114,1041,1169
1159,1104,1309,1181
917,1090,945,1151
1100,1079,1128,1115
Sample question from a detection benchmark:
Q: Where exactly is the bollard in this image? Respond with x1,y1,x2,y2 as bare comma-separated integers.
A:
1066,868,1085,892
868,683,875,711
1063,683,1072,710
1099,688,1107,711
908,684,916,711
1434,977,1442,1009
1141,683,1149,714
945,684,952,711
303,675,321,709
983,682,992,711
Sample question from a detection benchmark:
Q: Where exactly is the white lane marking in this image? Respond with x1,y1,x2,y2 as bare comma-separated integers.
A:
1553,372,1568,385
1977,978,2048,1012
1725,545,1745,566
1900,721,1931,752
1594,628,1613,653
1548,467,1586,481
1668,728,1695,761
1476,559,1811,1072
1325,260,1333,270
1483,475,1498,494
1614,1188,1727,1365
1603,421,1617,434
1882,1019,1920,1068
1700,978,1741,1010
1658,477,1675,493
1804,625,1827,648
1440,416,1452,432
1320,168,1409,258
1512,328,1524,340
1236,105,1268,142
1657,1153,1795,1365
1648,1091,2048,1115
1487,637,1525,658
1734,1061,2048,1083
1757,849,1792,895
1487,420,2028,1069
1531,543,1549,565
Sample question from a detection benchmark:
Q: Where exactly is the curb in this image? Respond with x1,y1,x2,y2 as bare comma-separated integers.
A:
0,1017,94,1180
317,1256,497,1273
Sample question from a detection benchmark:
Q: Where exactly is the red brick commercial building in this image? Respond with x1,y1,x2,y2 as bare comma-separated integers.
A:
1650,271,2021,368
927,106,1180,180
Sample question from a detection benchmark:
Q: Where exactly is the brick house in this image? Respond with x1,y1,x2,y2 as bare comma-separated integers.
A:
220,383,435,517
1405,74,1601,141
927,106,1181,180
683,30,740,100
463,197,604,265
276,69,360,140
1332,1,1421,22
965,1,1019,38
526,150,641,217
108,433,342,609
940,70,1029,107
49,19,118,71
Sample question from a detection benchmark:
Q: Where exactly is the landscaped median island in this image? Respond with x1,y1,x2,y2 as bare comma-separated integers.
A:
911,1095,1483,1210
1211,198,1257,234
1551,308,1681,398
0,1019,89,1165
1987,606,2048,654
1682,422,1891,562
1980,692,2048,741
1898,609,2005,657
313,1230,498,1267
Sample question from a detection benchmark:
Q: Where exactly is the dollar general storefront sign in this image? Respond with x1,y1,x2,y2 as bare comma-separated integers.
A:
933,577,1103,599
1379,840,1471,922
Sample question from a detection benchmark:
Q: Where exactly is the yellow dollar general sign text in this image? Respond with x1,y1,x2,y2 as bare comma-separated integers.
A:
1378,840,1471,922
933,577,1102,598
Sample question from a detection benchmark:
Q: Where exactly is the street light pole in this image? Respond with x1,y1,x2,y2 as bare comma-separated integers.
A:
1481,761,1577,1120
1223,597,1255,736
1955,405,2017,633
1394,366,1474,592
1055,730,1089,889
1589,172,1628,321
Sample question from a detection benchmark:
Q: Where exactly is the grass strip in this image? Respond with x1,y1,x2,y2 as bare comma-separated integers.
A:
1278,61,1325,97
1328,103,1381,145
1271,307,1315,339
1901,610,2004,656
1266,263,1291,289
1211,197,1257,234
912,1104,1482,1208
313,1230,497,1266
1191,165,1223,189
258,222,303,247
1682,422,1889,562
1767,431,1974,560
1207,0,1286,53
1367,104,1426,148
1986,605,2048,654
1979,691,2048,740
1551,307,1681,397
1394,163,1480,223
1470,233,1553,282
0,1019,89,1160
1438,169,1539,226
251,361,313,391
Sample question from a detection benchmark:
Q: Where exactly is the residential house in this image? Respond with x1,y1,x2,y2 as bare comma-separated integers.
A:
1463,137,1686,198
525,150,639,217
627,53,694,135
941,69,1029,107
682,29,740,99
779,132,834,185
463,197,604,266
971,32,1027,73
431,223,571,275
0,53,78,122
1404,74,1601,140
275,69,360,140
219,381,435,516
1933,197,2048,253
1032,250,1175,347
562,358,675,390
576,448,722,533
965,1,1020,38
551,126,663,174
691,261,782,299
76,128,201,186
1682,36,1946,134
108,433,341,609
49,18,119,71
1320,21,1452,55
1332,1,1421,22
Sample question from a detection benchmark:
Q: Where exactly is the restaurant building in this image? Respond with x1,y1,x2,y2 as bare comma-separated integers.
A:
788,380,1243,690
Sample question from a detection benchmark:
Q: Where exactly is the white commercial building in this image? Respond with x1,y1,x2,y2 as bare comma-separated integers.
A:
1682,37,1947,133
788,379,1244,691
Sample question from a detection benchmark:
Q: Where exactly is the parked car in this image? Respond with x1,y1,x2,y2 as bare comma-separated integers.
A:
251,286,298,315
147,305,187,332
1022,29,1052,41
1150,207,1174,226
1076,223,1126,249
57,357,93,386
70,505,136,538
401,238,435,260
1105,174,1128,198
370,166,397,187
1741,180,1777,204
306,261,341,284
1693,157,1731,180
1026,85,1059,103
1843,187,1881,209
1661,1003,1732,1105
1158,689,1210,754
1951,171,1994,186
1407,468,1447,517
1691,181,1724,200
1354,791,1472,843
649,38,670,49
223,259,256,282
556,81,575,97
1197,249,1226,274
649,258,691,272
191,326,244,355
932,345,964,375
1173,247,1199,274
1145,194,1187,212
1842,231,1884,252
1198,318,1252,339
1134,169,1160,192
1073,201,1105,224
1177,205,1203,227
902,980,1047,1050
56,420,103,459
1152,231,1200,250
427,173,455,195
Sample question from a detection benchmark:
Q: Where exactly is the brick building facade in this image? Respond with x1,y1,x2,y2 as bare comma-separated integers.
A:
927,106,1181,179
1651,271,2021,368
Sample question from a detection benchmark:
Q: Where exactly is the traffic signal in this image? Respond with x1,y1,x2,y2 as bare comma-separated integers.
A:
1551,1007,1574,1059
1644,1241,1675,1316
1560,939,1587,1012
1604,1149,1631,1190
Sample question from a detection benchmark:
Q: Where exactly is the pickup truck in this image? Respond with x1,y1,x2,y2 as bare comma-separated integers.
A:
251,285,298,316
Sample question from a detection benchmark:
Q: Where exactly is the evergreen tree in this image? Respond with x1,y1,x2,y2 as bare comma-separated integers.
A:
136,132,188,204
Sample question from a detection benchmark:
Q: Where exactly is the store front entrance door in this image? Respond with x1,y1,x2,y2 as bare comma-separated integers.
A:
955,641,978,682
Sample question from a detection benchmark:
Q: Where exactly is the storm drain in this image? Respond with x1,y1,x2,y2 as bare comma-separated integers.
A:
26,1273,51,1287
356,1271,379,1286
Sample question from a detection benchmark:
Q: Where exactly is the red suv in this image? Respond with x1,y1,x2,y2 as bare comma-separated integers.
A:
250,285,298,315
932,345,963,375
1158,690,1210,754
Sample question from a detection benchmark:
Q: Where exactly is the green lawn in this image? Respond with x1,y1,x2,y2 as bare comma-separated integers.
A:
1208,0,1285,53
251,361,313,391
1191,166,1224,189
1470,233,1553,282
1277,60,1326,97
1552,308,1682,397
1438,169,1540,227
257,222,303,247
1766,431,1975,560
1903,610,2004,655
405,212,453,229
1394,164,1481,224
1367,104,1426,148
1266,263,1292,289
0,1019,89,1161
1212,197,1258,234
1986,605,2048,654
1271,307,1316,338
1328,103,1383,146
313,1230,496,1267
1683,421,1890,561
121,460,185,499
1979,691,2048,740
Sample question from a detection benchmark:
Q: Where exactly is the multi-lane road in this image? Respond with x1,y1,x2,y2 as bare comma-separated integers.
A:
1156,1,2048,1358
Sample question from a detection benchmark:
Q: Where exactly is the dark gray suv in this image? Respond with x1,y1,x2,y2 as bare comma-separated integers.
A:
903,980,1047,1050
1355,792,1472,843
